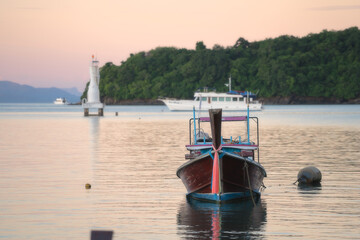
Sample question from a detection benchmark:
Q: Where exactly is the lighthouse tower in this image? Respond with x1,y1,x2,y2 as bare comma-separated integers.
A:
82,55,104,116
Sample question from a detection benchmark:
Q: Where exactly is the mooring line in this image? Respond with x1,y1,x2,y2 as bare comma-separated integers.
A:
244,162,256,206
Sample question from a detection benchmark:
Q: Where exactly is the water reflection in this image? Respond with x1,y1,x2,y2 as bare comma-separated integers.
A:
87,117,100,191
177,198,267,239
89,117,100,144
88,117,100,161
297,182,322,193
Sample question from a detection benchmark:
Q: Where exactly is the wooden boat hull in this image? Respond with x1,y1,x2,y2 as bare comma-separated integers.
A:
177,151,266,202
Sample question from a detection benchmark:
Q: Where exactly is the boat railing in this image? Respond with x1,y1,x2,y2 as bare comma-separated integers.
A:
188,116,260,163
195,87,216,93
198,116,247,122
189,116,259,146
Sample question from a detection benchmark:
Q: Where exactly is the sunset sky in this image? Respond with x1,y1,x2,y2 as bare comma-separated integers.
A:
1,0,360,91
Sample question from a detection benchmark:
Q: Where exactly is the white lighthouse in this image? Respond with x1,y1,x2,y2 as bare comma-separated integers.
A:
82,55,104,116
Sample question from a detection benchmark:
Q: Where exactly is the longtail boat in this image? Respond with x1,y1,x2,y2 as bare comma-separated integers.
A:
176,107,266,203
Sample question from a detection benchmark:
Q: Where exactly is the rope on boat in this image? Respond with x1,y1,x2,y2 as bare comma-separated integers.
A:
261,182,267,190
244,162,256,206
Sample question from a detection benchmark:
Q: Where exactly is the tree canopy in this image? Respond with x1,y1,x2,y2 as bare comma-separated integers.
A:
82,27,360,102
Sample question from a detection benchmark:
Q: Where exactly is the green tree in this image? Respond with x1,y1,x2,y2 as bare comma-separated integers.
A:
82,27,360,102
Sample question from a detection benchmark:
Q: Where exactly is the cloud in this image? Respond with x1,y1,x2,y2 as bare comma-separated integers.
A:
308,5,360,11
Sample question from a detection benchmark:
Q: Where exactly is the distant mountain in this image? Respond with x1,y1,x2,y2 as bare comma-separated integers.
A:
61,87,82,96
0,81,81,103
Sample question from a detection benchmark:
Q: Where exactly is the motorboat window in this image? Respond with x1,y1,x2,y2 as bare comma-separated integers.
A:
219,97,224,101
201,97,207,101
226,97,231,101
233,97,238,101
212,97,218,101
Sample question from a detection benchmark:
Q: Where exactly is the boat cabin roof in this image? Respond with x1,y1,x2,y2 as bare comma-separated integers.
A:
194,92,245,98
194,90,257,98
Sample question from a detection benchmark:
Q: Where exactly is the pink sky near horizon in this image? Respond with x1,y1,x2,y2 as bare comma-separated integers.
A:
1,0,360,92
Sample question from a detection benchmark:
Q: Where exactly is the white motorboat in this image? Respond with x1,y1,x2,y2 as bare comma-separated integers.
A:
159,78,262,111
53,98,68,105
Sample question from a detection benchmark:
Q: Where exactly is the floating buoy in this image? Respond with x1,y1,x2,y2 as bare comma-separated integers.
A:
85,183,91,189
296,166,322,184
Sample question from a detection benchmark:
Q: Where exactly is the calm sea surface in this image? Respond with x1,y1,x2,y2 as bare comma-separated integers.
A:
0,104,360,239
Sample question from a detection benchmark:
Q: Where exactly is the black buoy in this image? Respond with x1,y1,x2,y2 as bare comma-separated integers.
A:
296,166,322,184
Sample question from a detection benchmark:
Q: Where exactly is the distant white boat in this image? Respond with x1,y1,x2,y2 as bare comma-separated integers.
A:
159,77,262,111
53,98,68,105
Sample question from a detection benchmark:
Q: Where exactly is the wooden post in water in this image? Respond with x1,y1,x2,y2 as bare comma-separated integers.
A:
209,108,222,194
91,230,113,240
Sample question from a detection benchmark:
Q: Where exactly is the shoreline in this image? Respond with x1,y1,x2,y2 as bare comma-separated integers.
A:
258,96,360,105
95,96,360,106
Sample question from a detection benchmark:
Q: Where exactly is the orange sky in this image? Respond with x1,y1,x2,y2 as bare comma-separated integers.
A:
0,0,359,91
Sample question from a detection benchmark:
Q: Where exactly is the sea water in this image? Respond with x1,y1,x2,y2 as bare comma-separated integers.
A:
0,104,359,239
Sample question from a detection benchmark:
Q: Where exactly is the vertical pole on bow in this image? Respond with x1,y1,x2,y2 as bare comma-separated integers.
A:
209,109,222,194
193,106,197,144
247,92,250,144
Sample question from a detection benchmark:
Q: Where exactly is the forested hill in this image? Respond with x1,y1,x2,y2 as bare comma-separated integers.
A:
83,27,360,104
